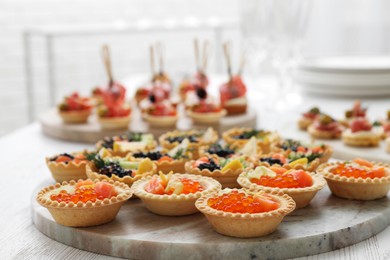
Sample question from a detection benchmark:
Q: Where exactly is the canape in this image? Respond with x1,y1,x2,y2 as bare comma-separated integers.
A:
238,165,326,208
317,158,390,200
142,100,178,127
36,179,132,227
187,89,226,124
195,189,295,238
58,92,92,124
220,75,247,115
342,117,382,147
307,114,344,139
46,151,90,182
297,107,321,130
131,172,221,216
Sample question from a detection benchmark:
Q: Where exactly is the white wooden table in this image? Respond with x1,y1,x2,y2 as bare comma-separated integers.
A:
2,77,390,259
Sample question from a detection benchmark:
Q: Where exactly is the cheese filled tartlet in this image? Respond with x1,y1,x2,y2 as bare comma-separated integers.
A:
159,127,218,159
96,132,157,157
36,179,132,227
238,165,326,208
185,155,251,188
195,188,295,238
317,158,390,200
131,172,221,216
86,155,156,187
222,128,280,154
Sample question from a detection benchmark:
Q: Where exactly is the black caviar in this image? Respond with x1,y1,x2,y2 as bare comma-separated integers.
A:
260,157,283,166
99,162,133,178
198,159,221,171
207,144,235,158
133,151,165,161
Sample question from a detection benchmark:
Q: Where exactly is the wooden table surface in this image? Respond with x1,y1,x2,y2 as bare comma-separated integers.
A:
2,77,390,259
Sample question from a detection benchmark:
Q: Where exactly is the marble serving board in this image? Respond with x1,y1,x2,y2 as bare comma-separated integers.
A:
32,181,390,260
40,107,257,144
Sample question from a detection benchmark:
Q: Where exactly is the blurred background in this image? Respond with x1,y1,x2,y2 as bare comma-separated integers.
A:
1,0,390,136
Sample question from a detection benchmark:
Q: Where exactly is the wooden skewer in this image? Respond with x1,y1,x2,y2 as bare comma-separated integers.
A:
150,45,156,77
238,53,246,76
155,42,164,74
101,45,114,86
202,41,211,72
194,39,200,72
223,42,233,79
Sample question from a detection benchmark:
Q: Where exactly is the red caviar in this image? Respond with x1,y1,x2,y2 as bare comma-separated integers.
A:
250,170,313,188
145,176,204,195
50,182,116,203
177,178,204,194
330,164,386,179
207,190,279,213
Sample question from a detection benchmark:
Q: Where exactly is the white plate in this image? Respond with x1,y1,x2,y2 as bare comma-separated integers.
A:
298,82,390,97
299,56,390,73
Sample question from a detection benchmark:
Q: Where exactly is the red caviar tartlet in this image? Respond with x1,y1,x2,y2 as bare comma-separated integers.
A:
195,189,295,238
238,165,326,208
36,179,132,227
131,172,221,216
317,158,390,200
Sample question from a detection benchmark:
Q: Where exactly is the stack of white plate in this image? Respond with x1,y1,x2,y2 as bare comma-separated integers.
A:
294,56,390,97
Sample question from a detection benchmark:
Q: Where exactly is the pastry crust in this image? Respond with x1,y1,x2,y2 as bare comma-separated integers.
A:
342,129,381,147
97,115,131,130
142,114,178,127
222,127,280,154
131,173,221,216
307,124,342,139
184,158,250,188
317,161,390,200
85,161,156,187
223,104,247,115
386,137,390,153
45,156,87,182
195,189,295,238
237,172,326,209
255,155,321,172
187,109,227,124
59,109,91,124
36,179,132,227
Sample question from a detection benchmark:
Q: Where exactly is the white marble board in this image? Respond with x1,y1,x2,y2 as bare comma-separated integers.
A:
32,180,390,260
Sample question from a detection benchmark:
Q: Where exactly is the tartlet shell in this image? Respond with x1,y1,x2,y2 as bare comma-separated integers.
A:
58,109,91,124
85,161,156,187
142,114,178,127
237,171,326,209
307,124,342,139
297,117,314,131
97,115,131,130
36,179,132,227
187,109,227,124
45,156,88,182
195,189,296,238
131,173,222,216
317,161,390,200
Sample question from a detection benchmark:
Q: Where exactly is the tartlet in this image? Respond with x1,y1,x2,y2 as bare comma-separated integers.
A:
86,156,157,187
222,127,280,154
297,107,321,130
130,138,192,174
307,114,344,139
131,173,221,216
317,158,390,200
256,153,320,172
45,152,89,182
184,155,251,188
220,75,248,115
195,189,295,238
159,128,218,159
238,166,326,208
272,138,333,165
142,100,178,127
57,92,92,124
96,132,157,157
36,179,132,227
187,109,227,124
342,118,381,147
